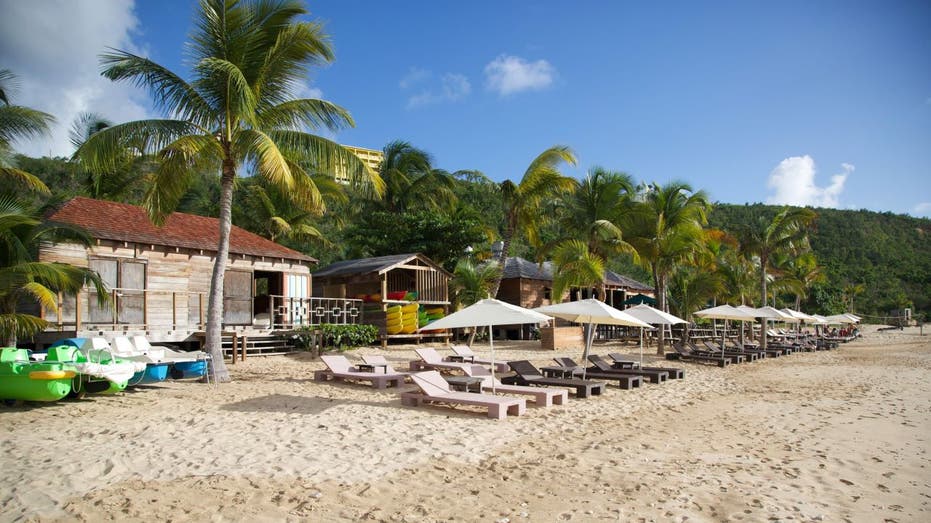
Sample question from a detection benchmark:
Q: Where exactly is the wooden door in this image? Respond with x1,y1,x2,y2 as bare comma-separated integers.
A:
223,270,253,325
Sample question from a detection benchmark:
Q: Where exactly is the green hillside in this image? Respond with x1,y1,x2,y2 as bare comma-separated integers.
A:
709,203,931,319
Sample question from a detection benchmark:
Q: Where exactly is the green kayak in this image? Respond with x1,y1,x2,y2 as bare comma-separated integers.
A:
0,348,76,402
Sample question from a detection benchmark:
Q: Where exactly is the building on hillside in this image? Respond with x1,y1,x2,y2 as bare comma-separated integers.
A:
337,144,384,183
313,253,451,347
494,256,654,340
34,197,358,353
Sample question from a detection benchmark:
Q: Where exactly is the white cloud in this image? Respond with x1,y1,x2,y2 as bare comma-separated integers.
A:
484,54,555,96
765,155,852,208
399,67,430,89
0,0,152,158
913,202,931,217
400,70,471,109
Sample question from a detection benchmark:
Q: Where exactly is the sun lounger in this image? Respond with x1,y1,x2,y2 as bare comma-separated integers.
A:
468,366,567,407
450,345,510,373
701,340,758,361
314,355,406,389
689,341,746,363
583,354,673,383
550,357,644,389
410,347,478,373
606,353,685,379
668,342,729,367
400,370,526,419
503,360,605,398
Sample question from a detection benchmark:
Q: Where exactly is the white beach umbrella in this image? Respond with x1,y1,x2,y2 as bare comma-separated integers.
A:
737,305,796,348
418,298,552,391
623,304,687,367
534,299,653,378
825,314,859,325
694,305,757,362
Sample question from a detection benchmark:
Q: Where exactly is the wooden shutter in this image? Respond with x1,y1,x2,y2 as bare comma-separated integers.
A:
223,270,253,325
118,261,145,324
88,259,118,323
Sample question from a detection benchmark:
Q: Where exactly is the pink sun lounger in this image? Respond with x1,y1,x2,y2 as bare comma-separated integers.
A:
314,355,406,389
401,370,526,420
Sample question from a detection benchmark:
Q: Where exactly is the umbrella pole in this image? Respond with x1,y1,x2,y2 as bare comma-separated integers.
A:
489,323,495,394
639,327,643,368
722,320,727,363
582,322,595,380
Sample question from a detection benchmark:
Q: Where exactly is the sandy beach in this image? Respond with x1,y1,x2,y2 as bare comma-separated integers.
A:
2,326,929,522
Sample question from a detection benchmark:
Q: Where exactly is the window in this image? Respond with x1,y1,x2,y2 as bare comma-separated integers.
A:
87,258,146,324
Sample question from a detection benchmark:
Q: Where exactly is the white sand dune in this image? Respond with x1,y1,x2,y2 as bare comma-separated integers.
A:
2,326,929,522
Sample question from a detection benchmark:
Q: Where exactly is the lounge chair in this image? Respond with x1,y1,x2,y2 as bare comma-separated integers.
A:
550,357,649,387
410,347,479,374
701,340,758,361
668,342,729,367
606,353,685,380
583,355,670,384
314,355,406,389
450,345,510,373
400,370,526,419
502,360,605,398
468,366,568,407
688,341,746,363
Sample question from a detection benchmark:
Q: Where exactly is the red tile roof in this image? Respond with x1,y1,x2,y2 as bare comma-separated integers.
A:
46,197,316,263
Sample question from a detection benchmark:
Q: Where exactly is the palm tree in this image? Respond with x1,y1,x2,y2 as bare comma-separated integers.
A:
626,181,709,354
0,69,53,195
76,0,383,381
489,146,577,297
552,167,637,300
771,251,824,311
238,174,346,245
69,112,147,200
0,197,108,346
736,207,816,309
550,240,605,304
450,258,499,346
450,259,499,308
375,140,457,213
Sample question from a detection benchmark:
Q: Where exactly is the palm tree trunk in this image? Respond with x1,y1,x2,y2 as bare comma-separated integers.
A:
759,256,768,349
488,227,513,299
205,161,235,382
654,266,666,355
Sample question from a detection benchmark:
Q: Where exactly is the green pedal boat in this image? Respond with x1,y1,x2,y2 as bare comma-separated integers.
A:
0,347,77,402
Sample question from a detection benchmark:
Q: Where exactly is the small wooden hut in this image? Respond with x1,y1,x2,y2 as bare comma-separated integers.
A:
312,253,452,347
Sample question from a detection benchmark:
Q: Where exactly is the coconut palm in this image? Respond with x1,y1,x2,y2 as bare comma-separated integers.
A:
736,207,816,308
489,146,577,297
625,181,709,353
375,140,457,213
238,174,347,246
770,251,824,311
75,0,383,381
69,112,148,200
450,258,499,308
550,240,605,304
0,69,53,195
0,197,108,346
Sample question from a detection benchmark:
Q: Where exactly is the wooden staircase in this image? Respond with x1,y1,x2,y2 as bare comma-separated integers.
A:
220,333,297,360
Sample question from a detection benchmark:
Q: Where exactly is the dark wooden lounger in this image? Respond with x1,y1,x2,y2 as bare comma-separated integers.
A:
669,343,730,367
605,353,685,380
504,360,606,398
549,358,645,389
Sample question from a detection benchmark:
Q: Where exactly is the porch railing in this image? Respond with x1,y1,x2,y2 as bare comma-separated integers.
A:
44,288,363,333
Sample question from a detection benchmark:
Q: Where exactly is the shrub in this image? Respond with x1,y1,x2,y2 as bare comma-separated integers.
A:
292,324,379,352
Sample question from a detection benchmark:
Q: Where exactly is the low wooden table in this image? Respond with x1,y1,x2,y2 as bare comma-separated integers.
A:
444,376,484,393
356,363,387,374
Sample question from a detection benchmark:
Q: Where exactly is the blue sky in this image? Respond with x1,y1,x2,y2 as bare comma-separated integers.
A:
2,1,929,216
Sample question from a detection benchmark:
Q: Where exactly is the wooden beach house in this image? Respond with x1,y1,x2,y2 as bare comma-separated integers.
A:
495,256,654,345
312,253,452,347
35,197,359,356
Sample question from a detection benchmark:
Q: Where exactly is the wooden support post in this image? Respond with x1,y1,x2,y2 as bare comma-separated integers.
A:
231,332,238,364
75,291,82,332
171,292,177,330
241,335,247,361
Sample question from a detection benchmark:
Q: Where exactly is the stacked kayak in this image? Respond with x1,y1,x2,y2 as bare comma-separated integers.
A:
0,347,76,402
386,302,420,334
